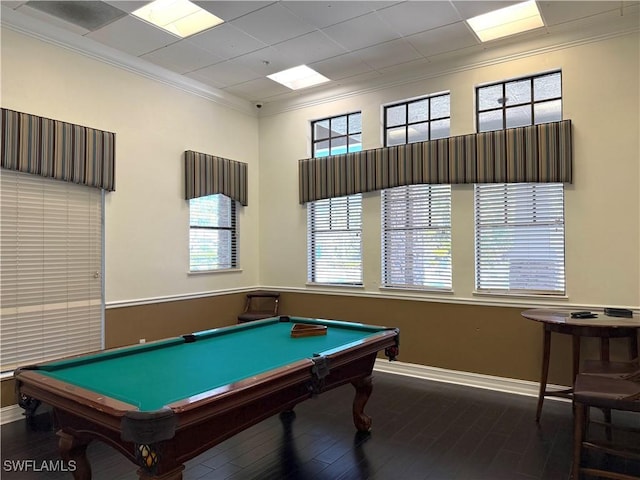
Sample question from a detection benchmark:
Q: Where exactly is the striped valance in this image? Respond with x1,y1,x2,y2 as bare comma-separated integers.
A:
299,120,572,203
184,150,248,206
1,108,115,191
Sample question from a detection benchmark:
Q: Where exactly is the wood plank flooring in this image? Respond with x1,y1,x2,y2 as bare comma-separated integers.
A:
2,372,639,479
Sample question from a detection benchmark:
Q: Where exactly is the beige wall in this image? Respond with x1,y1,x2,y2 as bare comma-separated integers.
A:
0,28,261,305
258,32,640,307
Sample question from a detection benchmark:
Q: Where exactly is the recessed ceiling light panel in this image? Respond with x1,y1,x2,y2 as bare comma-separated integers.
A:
132,0,223,38
267,65,330,90
466,0,544,43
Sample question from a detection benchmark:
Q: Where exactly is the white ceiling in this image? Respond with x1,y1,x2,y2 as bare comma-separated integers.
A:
2,1,639,109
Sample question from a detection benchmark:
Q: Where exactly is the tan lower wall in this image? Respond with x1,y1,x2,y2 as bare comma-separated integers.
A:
3,291,637,408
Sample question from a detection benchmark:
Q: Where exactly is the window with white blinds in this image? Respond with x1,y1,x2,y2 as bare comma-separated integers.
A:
307,195,362,285
475,71,565,295
382,94,452,290
474,183,565,294
189,194,237,271
383,185,452,290
0,170,104,372
308,112,362,285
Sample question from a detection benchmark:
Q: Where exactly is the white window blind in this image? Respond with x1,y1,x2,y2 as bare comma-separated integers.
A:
474,183,565,294
307,195,362,285
189,194,237,271
383,184,452,290
0,170,104,372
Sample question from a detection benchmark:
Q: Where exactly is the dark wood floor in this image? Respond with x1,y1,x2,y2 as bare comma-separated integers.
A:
2,372,639,480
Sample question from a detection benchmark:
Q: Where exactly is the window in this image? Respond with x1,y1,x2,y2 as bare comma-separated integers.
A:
189,194,237,271
384,94,451,145
0,170,103,372
382,95,452,290
308,113,362,285
474,71,565,295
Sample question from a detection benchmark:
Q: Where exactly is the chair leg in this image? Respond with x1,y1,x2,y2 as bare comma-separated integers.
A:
572,402,586,480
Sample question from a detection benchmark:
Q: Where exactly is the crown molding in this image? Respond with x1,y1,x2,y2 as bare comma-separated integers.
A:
0,5,255,117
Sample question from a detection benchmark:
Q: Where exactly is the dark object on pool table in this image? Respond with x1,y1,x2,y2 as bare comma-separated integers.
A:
291,323,328,337
15,316,399,480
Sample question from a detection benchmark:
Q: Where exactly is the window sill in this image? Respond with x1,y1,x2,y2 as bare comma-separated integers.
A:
306,282,364,289
188,268,243,276
473,290,568,300
380,286,454,295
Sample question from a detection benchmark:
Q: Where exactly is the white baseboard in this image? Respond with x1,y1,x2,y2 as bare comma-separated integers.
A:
374,358,570,400
1,404,24,425
1,363,567,426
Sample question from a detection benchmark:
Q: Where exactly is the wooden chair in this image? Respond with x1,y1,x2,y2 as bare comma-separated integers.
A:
572,369,640,480
237,291,280,323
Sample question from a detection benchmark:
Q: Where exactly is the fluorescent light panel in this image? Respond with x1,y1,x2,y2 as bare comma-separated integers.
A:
132,0,223,38
466,0,544,42
267,65,330,90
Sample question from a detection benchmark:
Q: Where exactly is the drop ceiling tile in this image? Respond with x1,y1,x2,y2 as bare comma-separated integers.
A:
194,1,275,22
24,1,127,31
87,15,178,57
141,41,225,74
321,12,401,51
310,52,375,81
103,1,148,14
352,39,423,71
281,1,377,28
230,47,298,75
15,4,90,35
187,23,267,59
2,1,29,9
223,77,290,101
376,1,462,37
537,1,623,26
407,22,478,58
230,3,315,45
273,31,347,65
186,60,262,88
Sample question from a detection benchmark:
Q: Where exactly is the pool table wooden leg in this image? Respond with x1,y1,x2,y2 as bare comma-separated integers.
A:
352,375,373,432
57,430,91,480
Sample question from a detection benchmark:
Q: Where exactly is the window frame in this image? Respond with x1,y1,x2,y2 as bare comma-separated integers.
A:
474,71,566,296
475,70,562,132
307,112,363,286
381,94,453,291
188,193,238,273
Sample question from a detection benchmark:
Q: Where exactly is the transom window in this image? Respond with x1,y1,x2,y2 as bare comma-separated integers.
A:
312,112,362,156
476,71,562,132
385,93,451,145
189,194,237,271
474,71,565,295
382,94,452,290
308,113,362,285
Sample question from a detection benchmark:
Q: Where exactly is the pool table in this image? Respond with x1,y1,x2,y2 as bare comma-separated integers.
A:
15,316,399,480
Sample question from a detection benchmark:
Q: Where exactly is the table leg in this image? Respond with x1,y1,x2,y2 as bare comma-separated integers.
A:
572,334,581,381
536,328,552,423
352,375,373,432
57,430,91,480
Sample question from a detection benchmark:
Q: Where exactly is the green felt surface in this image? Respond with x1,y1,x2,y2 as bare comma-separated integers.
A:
38,318,387,411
